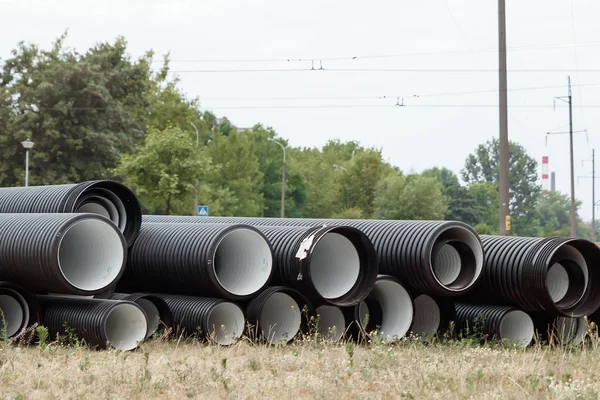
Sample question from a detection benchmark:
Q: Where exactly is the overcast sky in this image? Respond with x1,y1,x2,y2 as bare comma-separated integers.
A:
2,0,600,221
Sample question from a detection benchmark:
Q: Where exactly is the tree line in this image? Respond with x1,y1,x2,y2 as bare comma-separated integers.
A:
0,34,594,239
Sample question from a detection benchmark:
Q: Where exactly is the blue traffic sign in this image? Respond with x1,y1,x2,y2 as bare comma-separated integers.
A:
197,205,209,216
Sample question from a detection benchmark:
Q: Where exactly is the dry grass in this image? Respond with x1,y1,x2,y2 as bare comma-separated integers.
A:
2,335,600,400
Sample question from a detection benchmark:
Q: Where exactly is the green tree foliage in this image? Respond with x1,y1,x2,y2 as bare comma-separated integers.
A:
461,138,541,236
373,173,448,220
202,130,264,216
422,167,478,225
115,126,212,215
0,34,153,186
468,182,499,231
536,191,593,239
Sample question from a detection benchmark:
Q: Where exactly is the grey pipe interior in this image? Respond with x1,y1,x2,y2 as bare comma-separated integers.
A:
498,310,534,348
206,302,245,345
58,218,124,292
316,305,345,342
214,228,273,297
259,292,302,344
431,228,484,291
76,188,127,232
546,263,570,302
309,232,361,299
363,280,414,343
136,298,161,338
550,244,588,307
0,294,24,338
105,303,148,351
410,294,441,337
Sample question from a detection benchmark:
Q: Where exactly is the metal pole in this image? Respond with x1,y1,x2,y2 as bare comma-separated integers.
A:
498,0,510,235
24,150,29,187
593,149,596,242
191,123,199,216
568,77,577,237
268,138,286,218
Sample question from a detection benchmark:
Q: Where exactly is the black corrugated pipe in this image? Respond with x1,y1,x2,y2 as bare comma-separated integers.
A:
141,216,484,297
465,235,600,317
343,275,414,343
110,293,173,338
120,223,274,301
151,294,245,345
0,180,141,246
245,286,315,344
0,282,40,338
315,305,346,342
454,303,534,348
38,296,148,351
409,294,455,338
253,225,377,307
0,214,127,295
532,314,587,346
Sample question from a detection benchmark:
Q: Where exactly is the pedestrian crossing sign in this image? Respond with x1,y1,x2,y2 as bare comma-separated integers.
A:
197,206,209,216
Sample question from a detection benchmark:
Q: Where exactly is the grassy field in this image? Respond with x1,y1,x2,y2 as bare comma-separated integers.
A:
2,333,600,400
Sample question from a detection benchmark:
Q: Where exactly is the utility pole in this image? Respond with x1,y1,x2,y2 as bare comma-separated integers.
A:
498,0,510,235
568,77,576,237
580,149,596,242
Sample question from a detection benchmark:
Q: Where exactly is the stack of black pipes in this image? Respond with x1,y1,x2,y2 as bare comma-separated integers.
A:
0,180,599,351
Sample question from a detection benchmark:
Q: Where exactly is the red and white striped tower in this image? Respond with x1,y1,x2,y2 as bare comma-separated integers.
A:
542,156,550,192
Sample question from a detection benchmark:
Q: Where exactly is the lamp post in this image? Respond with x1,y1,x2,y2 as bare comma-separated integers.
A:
20,138,34,187
268,138,286,218
191,123,199,216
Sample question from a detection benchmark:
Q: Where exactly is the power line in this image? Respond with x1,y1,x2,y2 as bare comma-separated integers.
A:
168,67,600,73
199,82,600,101
157,41,600,64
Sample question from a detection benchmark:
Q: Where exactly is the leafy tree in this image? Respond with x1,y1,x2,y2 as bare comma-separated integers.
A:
536,191,593,239
461,138,541,236
422,167,478,225
468,182,499,230
115,126,212,215
203,130,264,216
374,173,448,220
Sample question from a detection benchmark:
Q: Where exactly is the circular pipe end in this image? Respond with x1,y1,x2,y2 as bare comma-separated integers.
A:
206,302,245,345
214,228,273,297
0,294,24,338
309,232,361,300
58,218,125,293
105,303,148,351
316,305,345,342
547,263,570,303
260,292,302,344
431,227,484,293
499,310,534,348
410,295,441,337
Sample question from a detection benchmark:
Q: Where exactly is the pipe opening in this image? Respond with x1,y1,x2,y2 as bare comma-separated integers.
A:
316,305,345,342
433,245,461,286
554,317,587,345
410,295,441,337
499,310,534,347
58,219,124,292
0,295,24,338
105,303,147,351
136,299,161,338
214,228,273,297
206,302,245,345
550,245,588,309
75,188,127,232
432,228,484,292
362,280,413,343
260,292,301,344
309,232,360,299
547,263,570,303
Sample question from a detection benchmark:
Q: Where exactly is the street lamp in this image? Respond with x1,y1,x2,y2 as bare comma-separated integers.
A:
20,138,34,187
268,138,286,218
